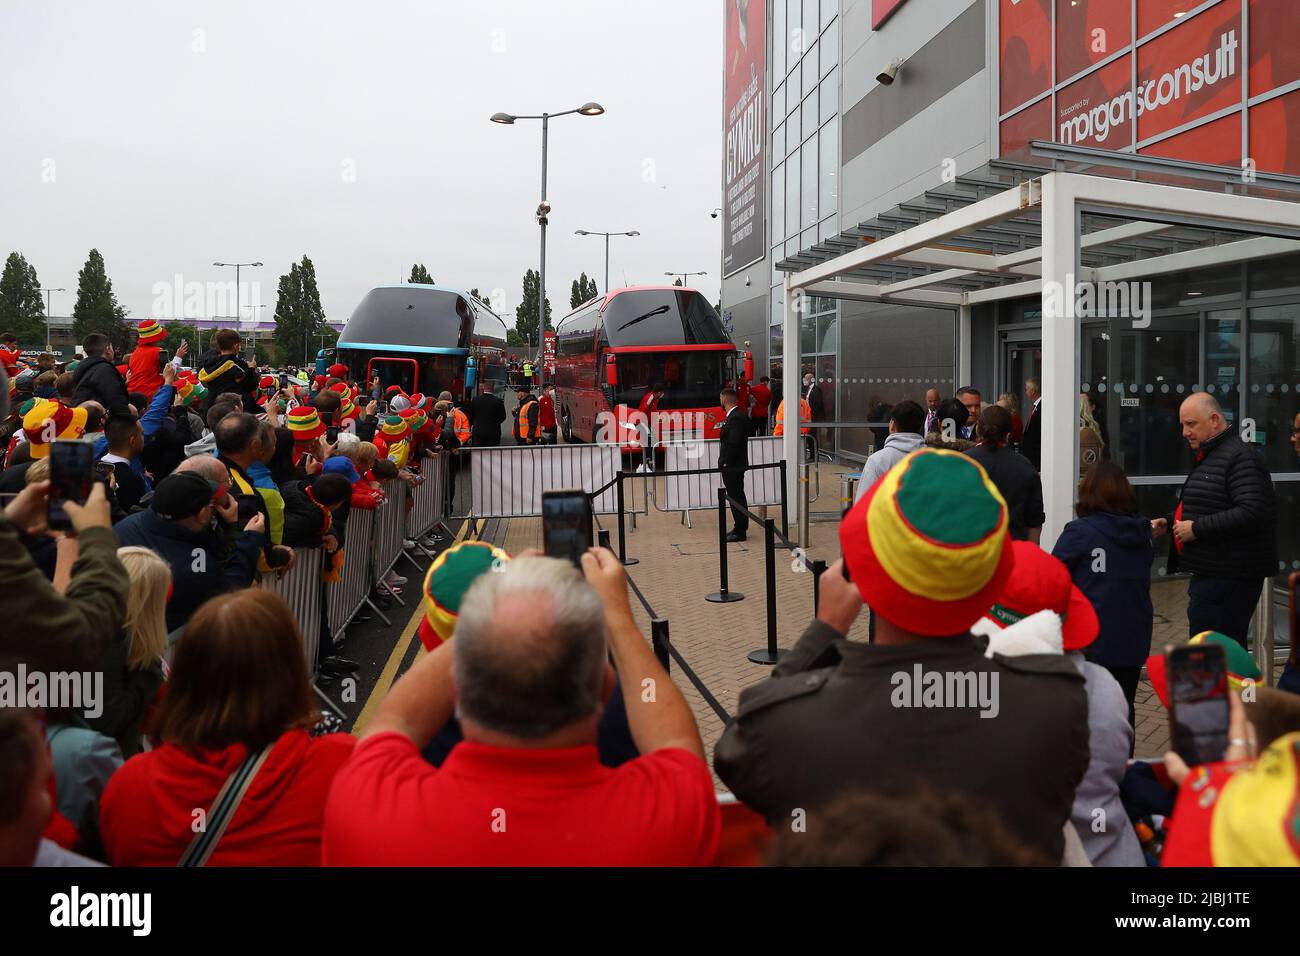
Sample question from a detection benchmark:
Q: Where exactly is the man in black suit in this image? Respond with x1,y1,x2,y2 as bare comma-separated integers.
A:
466,381,507,448
718,387,749,542
1021,376,1041,470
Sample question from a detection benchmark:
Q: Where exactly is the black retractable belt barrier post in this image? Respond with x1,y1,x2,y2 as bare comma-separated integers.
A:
615,469,638,566
747,518,783,665
811,558,827,615
651,618,671,672
707,486,744,603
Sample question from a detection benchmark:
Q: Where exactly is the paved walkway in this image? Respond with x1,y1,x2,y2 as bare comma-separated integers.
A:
500,478,1287,774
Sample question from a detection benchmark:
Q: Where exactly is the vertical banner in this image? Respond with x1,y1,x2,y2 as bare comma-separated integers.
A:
543,329,556,376
722,0,765,277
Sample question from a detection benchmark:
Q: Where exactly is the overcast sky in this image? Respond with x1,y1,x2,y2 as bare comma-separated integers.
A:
0,0,725,329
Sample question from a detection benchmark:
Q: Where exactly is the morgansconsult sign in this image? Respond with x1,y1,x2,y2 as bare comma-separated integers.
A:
998,0,1300,175
722,0,765,277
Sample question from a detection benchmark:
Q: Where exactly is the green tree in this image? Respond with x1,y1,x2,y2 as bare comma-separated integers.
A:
506,328,525,347
569,272,598,309
673,277,683,287
271,255,328,366
515,268,552,347
469,287,491,309
71,248,129,353
0,253,47,350
409,264,434,284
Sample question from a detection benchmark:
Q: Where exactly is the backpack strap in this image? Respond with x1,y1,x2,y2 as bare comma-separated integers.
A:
177,743,273,867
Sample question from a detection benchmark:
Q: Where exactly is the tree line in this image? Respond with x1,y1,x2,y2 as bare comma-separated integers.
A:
1,249,608,364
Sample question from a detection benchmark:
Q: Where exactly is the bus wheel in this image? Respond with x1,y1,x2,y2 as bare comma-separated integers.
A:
561,408,575,444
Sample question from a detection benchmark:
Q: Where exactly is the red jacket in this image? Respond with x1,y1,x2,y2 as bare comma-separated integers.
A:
126,345,165,400
539,394,556,430
100,730,354,866
749,384,772,417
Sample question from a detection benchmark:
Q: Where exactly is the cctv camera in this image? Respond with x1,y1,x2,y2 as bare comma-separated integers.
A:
710,211,719,219
877,58,904,86
537,200,552,217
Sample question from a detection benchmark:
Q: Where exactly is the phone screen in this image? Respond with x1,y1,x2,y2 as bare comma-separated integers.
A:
279,373,289,387
48,439,95,531
542,490,593,568
1168,643,1230,766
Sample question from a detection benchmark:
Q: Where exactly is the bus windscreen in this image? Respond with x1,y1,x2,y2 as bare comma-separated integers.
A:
601,290,727,347
615,351,734,410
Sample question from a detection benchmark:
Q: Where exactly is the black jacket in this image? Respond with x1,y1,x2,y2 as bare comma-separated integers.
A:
718,406,748,471
197,349,258,411
713,620,1090,861
467,392,507,446
1052,512,1155,668
966,443,1044,540
71,355,131,414
113,509,262,632
1167,426,1276,579
280,476,348,549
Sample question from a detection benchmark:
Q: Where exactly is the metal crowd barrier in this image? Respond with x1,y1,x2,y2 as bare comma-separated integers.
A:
407,452,448,540
469,443,623,517
260,546,325,667
372,479,409,593
327,506,376,639
656,436,785,513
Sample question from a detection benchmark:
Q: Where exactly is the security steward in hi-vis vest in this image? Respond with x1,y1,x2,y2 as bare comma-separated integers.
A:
452,407,471,443
513,389,540,445
772,397,812,436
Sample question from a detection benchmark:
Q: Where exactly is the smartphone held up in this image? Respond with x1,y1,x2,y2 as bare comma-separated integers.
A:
542,489,593,569
47,438,95,532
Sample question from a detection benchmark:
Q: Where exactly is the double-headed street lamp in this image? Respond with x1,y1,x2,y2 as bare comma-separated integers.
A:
212,260,262,334
665,270,708,287
575,229,639,292
491,102,605,384
41,287,66,353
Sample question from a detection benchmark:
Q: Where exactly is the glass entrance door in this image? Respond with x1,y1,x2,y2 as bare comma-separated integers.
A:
1002,337,1041,437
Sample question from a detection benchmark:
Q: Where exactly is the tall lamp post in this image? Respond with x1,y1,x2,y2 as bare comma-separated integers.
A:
664,270,708,287
574,229,639,292
491,102,605,386
212,260,263,335
41,287,65,353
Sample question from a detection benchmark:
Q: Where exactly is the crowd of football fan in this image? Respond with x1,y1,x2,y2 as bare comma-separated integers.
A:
0,321,1298,868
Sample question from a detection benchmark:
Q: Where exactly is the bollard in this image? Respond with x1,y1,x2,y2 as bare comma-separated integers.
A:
747,518,782,665
651,618,671,672
598,528,611,550
811,558,827,616
707,486,744,603
615,469,638,566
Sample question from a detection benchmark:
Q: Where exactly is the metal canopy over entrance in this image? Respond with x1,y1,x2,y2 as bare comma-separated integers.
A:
778,147,1300,546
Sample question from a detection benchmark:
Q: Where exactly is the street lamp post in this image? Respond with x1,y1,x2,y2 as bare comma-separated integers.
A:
664,270,708,287
212,260,263,334
41,287,65,354
575,229,640,292
491,102,605,386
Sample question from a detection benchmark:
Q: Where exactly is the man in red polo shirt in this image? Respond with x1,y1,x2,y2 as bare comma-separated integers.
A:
322,549,719,866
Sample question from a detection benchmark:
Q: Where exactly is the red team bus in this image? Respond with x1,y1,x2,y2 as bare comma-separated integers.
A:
553,286,752,450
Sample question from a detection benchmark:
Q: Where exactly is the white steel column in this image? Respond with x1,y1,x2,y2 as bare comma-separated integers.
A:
1039,173,1080,550
782,273,801,525
957,304,972,386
